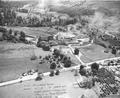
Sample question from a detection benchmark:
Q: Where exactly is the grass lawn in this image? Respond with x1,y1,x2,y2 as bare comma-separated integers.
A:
3,26,57,37
79,44,115,63
66,50,81,65
0,42,52,82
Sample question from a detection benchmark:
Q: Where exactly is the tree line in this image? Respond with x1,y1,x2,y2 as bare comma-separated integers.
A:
0,27,27,43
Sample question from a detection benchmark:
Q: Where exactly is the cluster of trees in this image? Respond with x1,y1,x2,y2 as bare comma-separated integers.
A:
0,0,17,26
0,28,26,43
53,49,72,68
85,24,120,56
49,70,60,77
13,15,78,27
37,41,50,51
36,36,55,51
37,36,67,51
0,0,77,27
0,11,77,27
98,34,120,55
0,8,16,26
79,63,99,76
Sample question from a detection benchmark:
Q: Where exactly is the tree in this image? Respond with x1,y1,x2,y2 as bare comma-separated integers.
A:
81,95,86,98
112,47,117,55
14,31,18,36
88,27,98,43
50,62,56,69
2,32,8,40
64,59,72,68
91,63,99,75
7,29,13,41
59,54,64,61
74,48,79,55
37,36,41,42
48,36,53,41
55,70,60,75
37,40,44,47
45,56,49,60
49,71,54,77
35,75,42,81
53,49,60,58
30,55,37,60
19,31,25,42
42,44,50,51
16,16,23,25
8,29,12,35
79,65,86,76
62,56,68,63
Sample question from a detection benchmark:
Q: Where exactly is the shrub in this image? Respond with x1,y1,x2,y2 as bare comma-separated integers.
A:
79,68,86,76
91,63,99,75
42,45,50,51
35,76,42,81
74,48,79,55
50,62,56,69
111,48,117,55
64,59,72,68
31,55,37,60
53,49,61,58
19,31,26,42
55,70,60,75
49,71,54,77
39,56,42,59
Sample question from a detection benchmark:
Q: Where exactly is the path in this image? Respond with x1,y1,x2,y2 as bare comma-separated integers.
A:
68,44,85,65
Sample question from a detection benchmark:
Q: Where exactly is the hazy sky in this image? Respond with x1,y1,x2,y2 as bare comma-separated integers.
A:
2,0,120,1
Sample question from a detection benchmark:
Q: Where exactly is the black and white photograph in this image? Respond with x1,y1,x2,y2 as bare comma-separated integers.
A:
0,0,120,98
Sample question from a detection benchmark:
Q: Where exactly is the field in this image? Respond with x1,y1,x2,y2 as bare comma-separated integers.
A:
72,44,116,63
0,71,98,98
4,26,57,37
80,44,116,63
0,42,53,82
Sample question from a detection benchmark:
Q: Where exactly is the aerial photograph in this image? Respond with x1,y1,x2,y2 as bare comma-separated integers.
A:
0,0,120,98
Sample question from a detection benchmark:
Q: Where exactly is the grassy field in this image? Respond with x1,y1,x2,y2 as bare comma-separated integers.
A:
4,26,57,37
0,71,98,98
0,26,57,82
79,44,115,63
0,42,52,82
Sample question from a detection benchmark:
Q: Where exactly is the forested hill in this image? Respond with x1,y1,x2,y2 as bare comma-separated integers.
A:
0,0,36,8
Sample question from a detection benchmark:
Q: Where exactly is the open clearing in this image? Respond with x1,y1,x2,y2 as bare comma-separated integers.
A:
0,71,98,98
72,44,116,63
4,26,57,37
79,44,115,63
0,26,57,82
0,42,52,82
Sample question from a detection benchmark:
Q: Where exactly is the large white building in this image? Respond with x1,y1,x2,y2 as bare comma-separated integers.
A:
54,32,76,40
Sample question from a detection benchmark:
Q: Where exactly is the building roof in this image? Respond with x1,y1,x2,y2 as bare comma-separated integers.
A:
56,32,76,39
